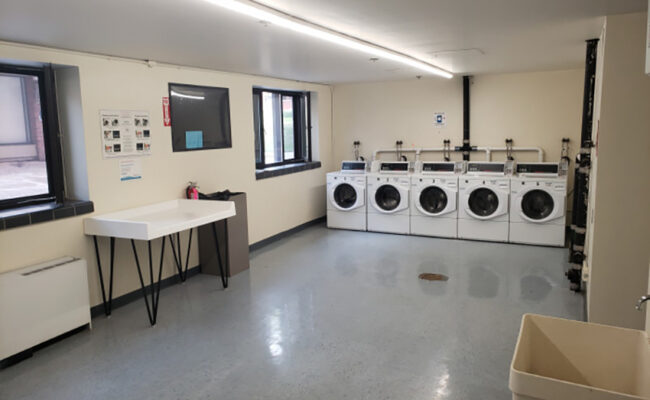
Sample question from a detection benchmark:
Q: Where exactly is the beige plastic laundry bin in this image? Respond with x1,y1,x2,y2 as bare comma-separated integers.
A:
509,313,650,400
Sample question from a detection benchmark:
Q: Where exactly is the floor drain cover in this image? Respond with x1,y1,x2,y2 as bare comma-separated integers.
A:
419,273,449,281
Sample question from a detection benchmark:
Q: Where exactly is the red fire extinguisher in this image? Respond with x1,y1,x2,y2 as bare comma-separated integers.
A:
186,182,199,200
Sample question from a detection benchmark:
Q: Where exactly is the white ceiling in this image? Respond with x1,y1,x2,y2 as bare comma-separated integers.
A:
0,0,646,83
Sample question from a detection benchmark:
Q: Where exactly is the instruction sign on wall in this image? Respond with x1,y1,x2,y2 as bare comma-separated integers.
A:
119,158,142,181
100,110,152,158
434,112,446,128
162,97,171,127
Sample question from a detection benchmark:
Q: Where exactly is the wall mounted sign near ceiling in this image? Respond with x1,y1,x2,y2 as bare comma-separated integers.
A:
434,111,446,128
99,110,152,158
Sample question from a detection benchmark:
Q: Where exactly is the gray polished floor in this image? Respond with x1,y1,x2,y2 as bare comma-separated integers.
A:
0,224,583,400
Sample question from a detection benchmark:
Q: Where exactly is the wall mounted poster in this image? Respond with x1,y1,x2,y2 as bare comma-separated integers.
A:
100,110,152,158
119,158,142,181
433,111,446,128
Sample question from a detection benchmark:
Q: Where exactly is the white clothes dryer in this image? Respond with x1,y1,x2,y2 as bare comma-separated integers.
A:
509,162,567,246
367,161,410,234
410,161,464,238
458,162,511,242
326,161,367,231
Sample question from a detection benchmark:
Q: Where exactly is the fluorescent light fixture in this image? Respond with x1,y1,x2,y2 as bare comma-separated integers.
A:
170,90,205,100
202,0,453,79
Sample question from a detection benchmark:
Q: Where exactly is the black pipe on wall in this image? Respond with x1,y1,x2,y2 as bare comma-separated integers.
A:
567,38,599,292
579,39,600,145
462,76,471,161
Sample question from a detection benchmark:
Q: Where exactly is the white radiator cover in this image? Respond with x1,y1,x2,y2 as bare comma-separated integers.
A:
0,257,91,361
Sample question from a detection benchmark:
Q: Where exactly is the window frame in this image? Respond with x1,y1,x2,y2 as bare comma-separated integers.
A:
253,88,311,170
0,63,65,211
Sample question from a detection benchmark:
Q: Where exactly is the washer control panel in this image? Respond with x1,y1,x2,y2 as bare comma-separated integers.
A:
418,161,464,174
466,162,506,175
371,161,410,174
340,161,367,172
516,163,559,176
380,162,409,172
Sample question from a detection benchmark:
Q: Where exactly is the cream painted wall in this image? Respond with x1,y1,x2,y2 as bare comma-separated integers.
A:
586,12,650,330
469,71,583,164
0,41,333,307
332,70,583,212
332,78,463,161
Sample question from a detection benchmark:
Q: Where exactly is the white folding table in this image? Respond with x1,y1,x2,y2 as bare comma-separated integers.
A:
84,199,236,325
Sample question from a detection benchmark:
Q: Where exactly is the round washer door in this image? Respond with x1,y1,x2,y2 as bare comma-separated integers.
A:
333,183,358,209
418,186,448,215
521,189,554,221
374,184,401,211
468,187,499,217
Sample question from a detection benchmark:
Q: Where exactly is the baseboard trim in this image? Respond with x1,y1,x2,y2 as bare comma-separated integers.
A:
249,216,325,252
90,265,202,318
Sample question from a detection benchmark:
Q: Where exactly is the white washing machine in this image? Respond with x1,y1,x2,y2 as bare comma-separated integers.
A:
410,161,464,238
367,161,410,234
458,162,511,242
509,162,567,246
326,161,367,231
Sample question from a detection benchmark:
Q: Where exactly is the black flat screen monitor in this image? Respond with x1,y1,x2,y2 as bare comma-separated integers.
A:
168,83,232,151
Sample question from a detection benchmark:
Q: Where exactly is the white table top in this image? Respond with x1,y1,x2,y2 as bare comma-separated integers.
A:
84,199,236,240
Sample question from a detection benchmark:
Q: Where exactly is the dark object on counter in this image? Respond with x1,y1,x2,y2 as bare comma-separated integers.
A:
199,189,237,201
198,191,250,277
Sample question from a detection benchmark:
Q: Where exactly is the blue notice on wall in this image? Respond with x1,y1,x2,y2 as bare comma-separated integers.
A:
185,130,203,149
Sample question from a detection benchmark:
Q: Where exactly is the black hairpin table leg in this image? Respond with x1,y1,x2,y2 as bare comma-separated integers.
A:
211,222,228,289
130,237,166,326
169,228,193,282
92,235,115,316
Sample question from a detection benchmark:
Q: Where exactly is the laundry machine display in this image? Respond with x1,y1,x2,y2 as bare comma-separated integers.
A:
457,162,511,242
509,163,567,246
326,161,367,231
410,161,463,238
367,161,410,234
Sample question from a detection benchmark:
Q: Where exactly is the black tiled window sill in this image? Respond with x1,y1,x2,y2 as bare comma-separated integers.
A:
255,161,321,180
0,200,94,231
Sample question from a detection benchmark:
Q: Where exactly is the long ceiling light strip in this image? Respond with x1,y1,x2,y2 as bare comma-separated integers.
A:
203,0,453,79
